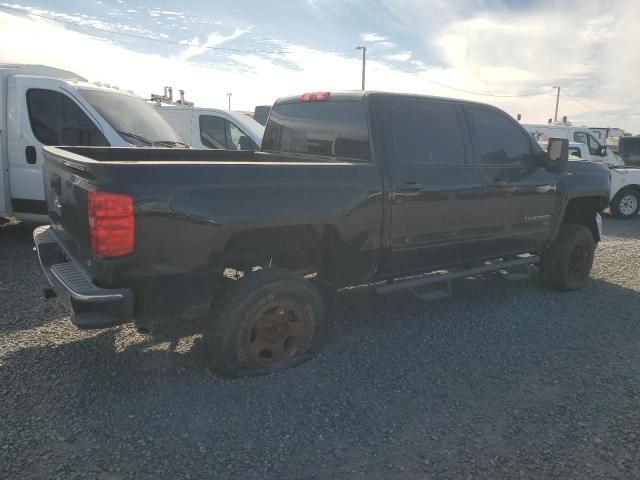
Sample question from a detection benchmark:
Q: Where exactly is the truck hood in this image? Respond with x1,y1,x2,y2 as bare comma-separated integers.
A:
562,160,611,202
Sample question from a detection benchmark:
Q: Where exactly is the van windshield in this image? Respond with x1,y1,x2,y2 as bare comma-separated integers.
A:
79,89,183,146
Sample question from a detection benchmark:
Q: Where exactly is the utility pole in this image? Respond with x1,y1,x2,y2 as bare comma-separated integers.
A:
553,86,561,122
227,92,232,111
355,46,366,90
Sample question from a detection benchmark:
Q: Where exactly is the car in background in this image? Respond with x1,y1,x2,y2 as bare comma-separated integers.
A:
0,64,185,223
540,140,640,219
253,105,272,126
524,123,620,166
153,105,265,150
617,137,640,166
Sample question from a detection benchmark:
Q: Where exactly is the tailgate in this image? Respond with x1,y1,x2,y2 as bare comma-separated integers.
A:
42,147,94,266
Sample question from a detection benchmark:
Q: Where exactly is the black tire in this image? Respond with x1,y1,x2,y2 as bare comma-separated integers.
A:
611,189,640,219
540,223,595,291
205,268,325,377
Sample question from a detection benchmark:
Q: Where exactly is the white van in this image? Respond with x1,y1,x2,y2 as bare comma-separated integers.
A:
0,64,185,223
523,123,621,166
153,104,265,150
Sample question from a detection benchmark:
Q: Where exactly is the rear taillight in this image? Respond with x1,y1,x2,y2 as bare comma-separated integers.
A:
300,91,330,102
87,191,134,259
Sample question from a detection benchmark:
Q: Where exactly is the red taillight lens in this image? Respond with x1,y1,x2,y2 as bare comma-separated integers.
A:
300,91,330,102
87,191,134,259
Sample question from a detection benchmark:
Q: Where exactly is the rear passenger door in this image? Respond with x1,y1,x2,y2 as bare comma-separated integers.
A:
386,97,484,274
465,105,560,257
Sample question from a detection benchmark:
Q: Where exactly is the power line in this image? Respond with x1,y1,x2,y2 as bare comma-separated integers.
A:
0,4,353,55
561,91,639,117
367,51,549,98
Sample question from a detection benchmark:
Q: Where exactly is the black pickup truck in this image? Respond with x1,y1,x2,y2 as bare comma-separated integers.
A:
34,91,610,377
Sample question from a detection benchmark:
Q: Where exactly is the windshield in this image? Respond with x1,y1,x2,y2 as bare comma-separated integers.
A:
79,89,182,145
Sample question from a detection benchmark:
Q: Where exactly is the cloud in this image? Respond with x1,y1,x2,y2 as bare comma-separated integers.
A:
386,51,412,62
360,32,385,42
430,1,639,129
174,28,250,62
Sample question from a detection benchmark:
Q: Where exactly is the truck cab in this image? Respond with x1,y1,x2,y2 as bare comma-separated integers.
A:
0,64,184,223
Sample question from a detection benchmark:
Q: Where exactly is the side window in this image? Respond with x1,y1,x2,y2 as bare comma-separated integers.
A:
391,100,466,165
573,131,587,145
26,89,108,146
587,134,602,156
227,122,249,150
199,115,227,149
469,107,531,165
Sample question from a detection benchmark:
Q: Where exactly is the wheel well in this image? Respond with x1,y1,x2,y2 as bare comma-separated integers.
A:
562,196,606,242
222,225,341,281
615,185,640,197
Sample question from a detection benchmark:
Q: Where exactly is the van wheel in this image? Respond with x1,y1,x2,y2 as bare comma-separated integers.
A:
540,223,594,291
611,189,640,219
205,268,325,377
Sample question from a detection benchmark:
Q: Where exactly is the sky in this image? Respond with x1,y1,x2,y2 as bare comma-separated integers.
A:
1,0,639,133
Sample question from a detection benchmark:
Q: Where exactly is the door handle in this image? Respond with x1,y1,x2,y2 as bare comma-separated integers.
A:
25,146,37,165
490,180,507,185
396,182,423,192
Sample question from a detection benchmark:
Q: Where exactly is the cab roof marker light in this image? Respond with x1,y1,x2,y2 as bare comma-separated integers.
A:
300,92,330,102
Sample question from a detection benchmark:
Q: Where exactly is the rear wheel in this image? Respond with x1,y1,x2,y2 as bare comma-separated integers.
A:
611,189,640,219
205,268,325,377
540,223,595,291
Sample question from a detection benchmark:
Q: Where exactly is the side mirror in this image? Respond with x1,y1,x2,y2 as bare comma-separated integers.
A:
546,137,569,171
599,145,608,156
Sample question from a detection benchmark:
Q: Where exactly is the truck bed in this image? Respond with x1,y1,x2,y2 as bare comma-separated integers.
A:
42,146,384,324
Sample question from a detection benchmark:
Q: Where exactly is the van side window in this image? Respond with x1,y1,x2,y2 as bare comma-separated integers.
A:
469,107,531,165
26,89,108,146
199,115,253,150
391,100,466,165
199,115,227,149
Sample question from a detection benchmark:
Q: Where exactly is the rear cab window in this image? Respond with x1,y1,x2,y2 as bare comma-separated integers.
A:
262,99,371,161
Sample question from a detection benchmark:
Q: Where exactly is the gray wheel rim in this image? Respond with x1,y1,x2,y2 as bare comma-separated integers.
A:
619,194,638,216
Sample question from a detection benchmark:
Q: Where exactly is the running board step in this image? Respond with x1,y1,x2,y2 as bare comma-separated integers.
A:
376,255,540,297
498,263,535,281
409,281,452,302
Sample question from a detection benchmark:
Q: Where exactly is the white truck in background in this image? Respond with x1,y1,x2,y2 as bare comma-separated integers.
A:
540,140,640,219
524,123,623,167
150,87,265,150
1,64,185,223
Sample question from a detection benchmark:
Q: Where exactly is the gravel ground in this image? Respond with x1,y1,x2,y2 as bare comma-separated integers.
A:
1,217,639,479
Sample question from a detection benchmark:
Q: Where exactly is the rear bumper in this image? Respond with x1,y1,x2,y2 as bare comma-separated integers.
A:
33,225,133,329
